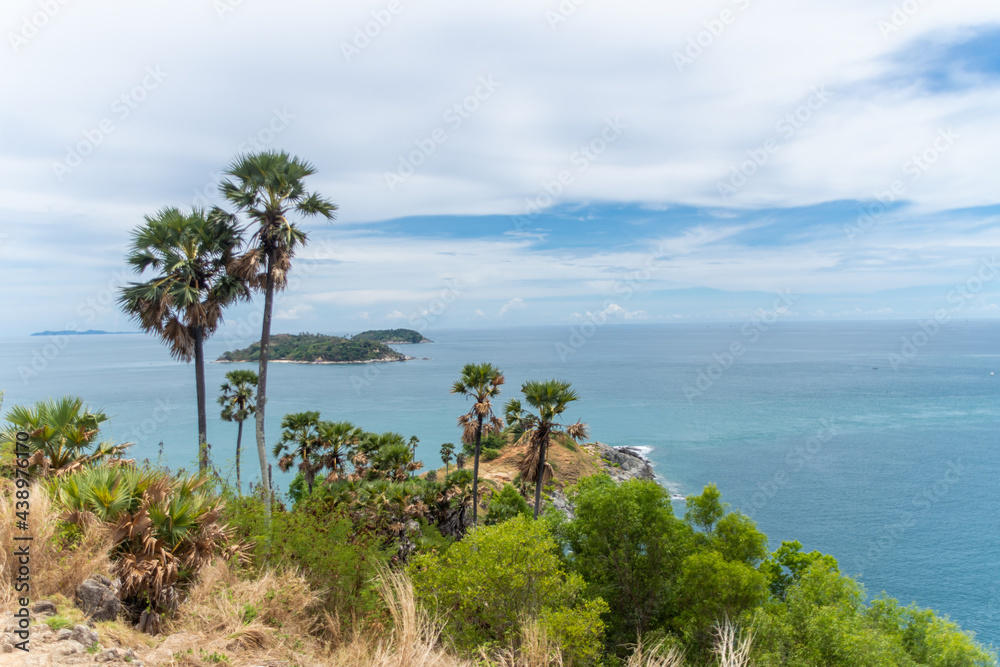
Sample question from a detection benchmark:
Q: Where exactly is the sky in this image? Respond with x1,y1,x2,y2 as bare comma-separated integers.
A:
2,0,1000,336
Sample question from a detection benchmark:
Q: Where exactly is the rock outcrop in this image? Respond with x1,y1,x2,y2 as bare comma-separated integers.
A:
75,577,120,623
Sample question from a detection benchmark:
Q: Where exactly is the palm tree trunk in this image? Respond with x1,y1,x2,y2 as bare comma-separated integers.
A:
255,251,275,499
473,417,483,526
533,433,547,519
235,419,243,494
193,326,209,472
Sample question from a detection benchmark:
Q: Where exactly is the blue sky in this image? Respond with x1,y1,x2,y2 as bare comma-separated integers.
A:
2,1,999,336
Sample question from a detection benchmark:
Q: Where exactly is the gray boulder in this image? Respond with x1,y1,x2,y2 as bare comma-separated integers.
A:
75,576,121,622
72,624,99,647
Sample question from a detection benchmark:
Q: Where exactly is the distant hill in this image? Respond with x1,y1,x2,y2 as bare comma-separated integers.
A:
352,328,431,344
218,333,411,364
31,330,138,336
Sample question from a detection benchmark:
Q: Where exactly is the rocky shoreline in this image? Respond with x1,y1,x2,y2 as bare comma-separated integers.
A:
215,354,416,365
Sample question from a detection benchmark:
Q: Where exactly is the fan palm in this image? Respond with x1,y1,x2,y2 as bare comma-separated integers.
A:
221,151,338,497
451,363,505,526
317,420,363,482
119,207,248,471
0,397,131,476
272,411,326,495
217,369,258,493
505,380,588,519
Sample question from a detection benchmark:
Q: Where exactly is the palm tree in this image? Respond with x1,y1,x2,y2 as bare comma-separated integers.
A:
1,397,131,475
217,369,258,493
451,363,505,526
317,420,363,483
119,207,247,471
440,442,455,476
272,411,324,495
505,380,588,519
221,151,338,498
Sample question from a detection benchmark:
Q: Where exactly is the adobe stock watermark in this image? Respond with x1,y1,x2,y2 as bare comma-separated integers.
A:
888,255,998,370
556,244,668,362
352,279,463,394
384,76,501,191
683,289,796,403
8,0,72,53
52,66,169,181
18,270,131,384
673,0,752,73
124,398,182,449
191,107,295,209
844,128,959,244
511,116,628,231
877,0,930,38
214,0,248,19
717,85,831,202
340,0,408,62
852,458,964,577
744,418,839,520
546,0,588,29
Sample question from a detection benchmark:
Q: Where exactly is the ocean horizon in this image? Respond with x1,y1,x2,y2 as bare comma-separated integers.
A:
2,320,998,646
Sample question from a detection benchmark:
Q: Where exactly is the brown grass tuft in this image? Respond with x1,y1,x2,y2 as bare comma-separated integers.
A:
0,480,112,607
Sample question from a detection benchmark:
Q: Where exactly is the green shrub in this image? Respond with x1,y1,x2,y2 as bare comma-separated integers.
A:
409,514,606,663
485,483,531,526
480,447,502,461
223,493,388,627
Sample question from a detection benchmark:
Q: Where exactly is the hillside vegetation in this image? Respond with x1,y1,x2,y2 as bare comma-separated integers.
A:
218,333,408,363
353,328,431,343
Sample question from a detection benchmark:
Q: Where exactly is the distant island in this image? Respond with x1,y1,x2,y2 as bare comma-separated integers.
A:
31,330,138,336
217,332,419,364
351,328,431,344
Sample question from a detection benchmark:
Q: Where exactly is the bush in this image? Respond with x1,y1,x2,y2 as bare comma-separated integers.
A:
224,493,388,628
486,483,531,526
480,447,502,461
409,514,606,663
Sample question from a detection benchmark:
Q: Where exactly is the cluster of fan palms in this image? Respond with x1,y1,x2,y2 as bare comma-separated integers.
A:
0,396,131,476
50,464,247,632
118,151,336,498
451,362,589,523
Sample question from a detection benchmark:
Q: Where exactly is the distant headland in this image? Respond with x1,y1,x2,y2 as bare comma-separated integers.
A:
31,330,139,336
217,330,429,364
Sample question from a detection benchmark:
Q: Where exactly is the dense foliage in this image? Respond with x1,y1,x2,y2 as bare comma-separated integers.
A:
352,328,430,343
218,333,406,363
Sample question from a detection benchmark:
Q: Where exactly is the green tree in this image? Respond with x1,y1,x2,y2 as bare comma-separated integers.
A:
217,369,258,493
451,362,505,526
222,151,337,496
272,411,324,494
409,514,607,663
119,207,247,470
505,380,588,518
565,475,691,651
485,482,532,526
439,442,455,476
316,420,362,482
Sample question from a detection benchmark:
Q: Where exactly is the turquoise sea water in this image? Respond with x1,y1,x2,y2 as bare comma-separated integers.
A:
1,321,998,646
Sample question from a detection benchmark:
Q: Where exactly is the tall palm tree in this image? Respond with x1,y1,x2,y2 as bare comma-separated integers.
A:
217,369,258,493
440,442,455,477
451,363,505,526
505,380,588,519
119,208,247,471
317,420,363,483
221,151,338,497
272,411,325,495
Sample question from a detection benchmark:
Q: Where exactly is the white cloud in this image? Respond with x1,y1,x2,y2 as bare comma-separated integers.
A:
386,310,407,320
498,297,526,317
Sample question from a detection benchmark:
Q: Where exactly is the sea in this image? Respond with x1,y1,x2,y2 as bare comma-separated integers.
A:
2,321,998,646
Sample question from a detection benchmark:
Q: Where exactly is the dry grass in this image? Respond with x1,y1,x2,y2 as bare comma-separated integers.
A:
490,619,563,667
624,640,686,667
326,568,470,667
0,480,112,608
166,560,325,664
712,621,754,667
